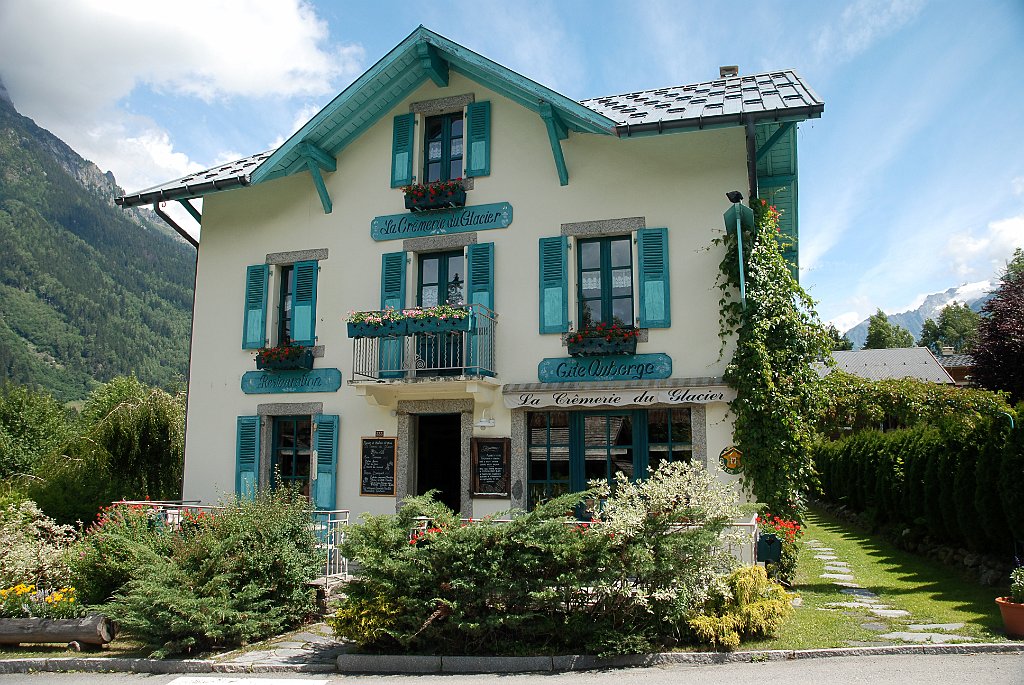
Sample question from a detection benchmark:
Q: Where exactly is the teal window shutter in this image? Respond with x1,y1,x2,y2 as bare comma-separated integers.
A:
235,416,260,500
466,242,494,310
638,228,671,328
538,236,568,333
379,252,406,378
312,414,338,510
464,101,491,177
391,113,415,187
291,260,318,346
242,264,269,349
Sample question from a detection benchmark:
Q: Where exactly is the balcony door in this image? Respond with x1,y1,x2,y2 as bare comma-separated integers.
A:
417,251,464,375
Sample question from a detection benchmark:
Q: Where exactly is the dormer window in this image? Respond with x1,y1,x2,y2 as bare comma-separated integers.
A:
424,112,463,183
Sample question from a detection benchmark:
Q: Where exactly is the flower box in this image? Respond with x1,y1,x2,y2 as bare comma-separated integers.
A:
567,336,638,357
347,320,408,338
407,315,471,334
405,189,467,212
255,346,314,371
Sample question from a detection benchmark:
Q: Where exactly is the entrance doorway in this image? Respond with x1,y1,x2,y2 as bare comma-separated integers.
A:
416,413,462,513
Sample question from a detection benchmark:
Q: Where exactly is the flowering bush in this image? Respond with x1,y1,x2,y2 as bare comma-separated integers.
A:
402,178,464,201
255,341,307,362
1010,567,1024,604
0,583,82,619
0,500,77,590
757,513,802,586
333,461,749,656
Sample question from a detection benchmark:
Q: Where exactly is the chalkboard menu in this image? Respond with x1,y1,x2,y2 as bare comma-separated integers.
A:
472,437,510,498
360,437,396,496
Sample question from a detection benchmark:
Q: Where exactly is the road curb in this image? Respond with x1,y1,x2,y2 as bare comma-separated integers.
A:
0,642,1020,675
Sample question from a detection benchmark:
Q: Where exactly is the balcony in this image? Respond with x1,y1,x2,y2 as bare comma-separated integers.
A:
349,303,497,386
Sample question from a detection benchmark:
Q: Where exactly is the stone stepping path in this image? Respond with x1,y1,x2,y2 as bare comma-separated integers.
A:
803,539,975,646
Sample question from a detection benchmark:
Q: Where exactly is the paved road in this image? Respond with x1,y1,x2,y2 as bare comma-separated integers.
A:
0,653,1021,685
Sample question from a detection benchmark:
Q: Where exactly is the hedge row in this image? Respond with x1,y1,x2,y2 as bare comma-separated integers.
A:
813,418,1023,556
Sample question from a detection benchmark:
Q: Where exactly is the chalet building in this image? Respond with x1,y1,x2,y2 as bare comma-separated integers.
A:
116,27,823,518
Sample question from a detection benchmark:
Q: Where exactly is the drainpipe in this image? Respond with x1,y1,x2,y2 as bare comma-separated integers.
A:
745,118,758,202
998,411,1015,430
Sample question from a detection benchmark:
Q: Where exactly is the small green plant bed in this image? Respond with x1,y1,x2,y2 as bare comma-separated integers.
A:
742,507,1010,650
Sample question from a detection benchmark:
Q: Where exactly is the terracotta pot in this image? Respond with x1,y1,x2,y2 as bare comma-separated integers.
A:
996,596,1024,638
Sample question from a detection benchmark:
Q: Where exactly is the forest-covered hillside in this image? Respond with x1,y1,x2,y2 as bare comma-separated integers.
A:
0,90,195,401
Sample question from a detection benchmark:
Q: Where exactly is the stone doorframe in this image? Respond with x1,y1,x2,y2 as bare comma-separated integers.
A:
395,399,474,517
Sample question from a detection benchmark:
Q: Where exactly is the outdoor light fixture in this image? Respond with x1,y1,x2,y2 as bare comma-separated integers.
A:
722,191,755,308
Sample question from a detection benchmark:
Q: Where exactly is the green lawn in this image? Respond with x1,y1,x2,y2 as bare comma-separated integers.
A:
743,506,1012,650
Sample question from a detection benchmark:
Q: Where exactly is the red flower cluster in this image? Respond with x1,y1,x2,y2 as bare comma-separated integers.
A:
402,178,464,200
409,527,444,545
756,514,802,544
567,322,639,345
256,342,305,362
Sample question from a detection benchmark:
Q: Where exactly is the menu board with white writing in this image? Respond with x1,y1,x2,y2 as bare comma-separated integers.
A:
472,437,510,498
360,437,396,496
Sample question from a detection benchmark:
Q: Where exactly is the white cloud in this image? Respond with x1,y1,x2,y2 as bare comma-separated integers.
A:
0,0,362,193
270,102,327,149
829,311,865,333
811,0,926,68
943,213,1024,280
1012,176,1024,196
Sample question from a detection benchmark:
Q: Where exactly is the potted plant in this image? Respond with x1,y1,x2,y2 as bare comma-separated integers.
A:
255,342,314,370
405,304,471,333
346,308,408,338
996,566,1024,638
566,320,639,357
402,178,466,212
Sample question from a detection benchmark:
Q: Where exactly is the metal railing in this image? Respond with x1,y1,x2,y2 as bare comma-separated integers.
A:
113,500,350,586
351,304,497,380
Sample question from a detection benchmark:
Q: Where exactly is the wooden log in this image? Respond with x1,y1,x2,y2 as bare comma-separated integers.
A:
0,614,116,645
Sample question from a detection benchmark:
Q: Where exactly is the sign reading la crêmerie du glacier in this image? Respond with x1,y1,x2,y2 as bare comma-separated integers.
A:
371,202,512,241
241,369,342,394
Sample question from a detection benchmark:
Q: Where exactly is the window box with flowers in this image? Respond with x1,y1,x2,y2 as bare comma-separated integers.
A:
403,178,466,212
566,323,639,357
255,342,314,370
405,304,472,333
347,308,408,338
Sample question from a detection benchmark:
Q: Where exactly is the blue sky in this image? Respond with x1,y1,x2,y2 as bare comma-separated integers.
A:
1,0,1022,331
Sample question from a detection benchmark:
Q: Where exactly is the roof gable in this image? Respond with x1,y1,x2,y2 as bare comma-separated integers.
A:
249,26,618,185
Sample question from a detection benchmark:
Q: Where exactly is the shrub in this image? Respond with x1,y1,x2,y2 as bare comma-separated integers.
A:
333,461,744,656
0,500,77,590
688,565,793,650
757,514,802,587
101,488,323,657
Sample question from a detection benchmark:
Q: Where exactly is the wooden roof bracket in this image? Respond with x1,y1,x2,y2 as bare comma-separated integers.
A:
756,121,795,162
539,102,569,186
297,142,337,214
416,43,449,87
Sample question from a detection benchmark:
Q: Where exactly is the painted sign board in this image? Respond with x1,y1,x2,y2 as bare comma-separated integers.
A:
719,446,743,474
371,202,512,241
538,353,672,383
240,368,342,394
360,437,397,496
505,385,735,410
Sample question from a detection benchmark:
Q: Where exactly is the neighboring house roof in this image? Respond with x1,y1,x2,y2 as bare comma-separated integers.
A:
818,348,955,384
938,353,975,369
115,26,822,216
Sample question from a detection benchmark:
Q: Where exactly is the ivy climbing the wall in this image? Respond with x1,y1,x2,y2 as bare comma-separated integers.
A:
717,200,832,520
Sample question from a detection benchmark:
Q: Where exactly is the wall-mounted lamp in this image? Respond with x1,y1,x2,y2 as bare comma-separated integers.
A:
474,411,495,430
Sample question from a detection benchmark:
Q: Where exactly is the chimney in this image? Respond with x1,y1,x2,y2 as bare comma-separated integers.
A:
719,65,739,78
940,346,954,357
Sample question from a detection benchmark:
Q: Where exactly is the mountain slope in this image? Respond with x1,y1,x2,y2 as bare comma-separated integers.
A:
0,86,195,401
843,281,994,350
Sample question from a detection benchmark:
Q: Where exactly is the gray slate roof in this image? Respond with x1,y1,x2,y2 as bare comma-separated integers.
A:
116,150,272,208
117,69,822,207
581,70,823,134
819,348,955,384
938,353,975,368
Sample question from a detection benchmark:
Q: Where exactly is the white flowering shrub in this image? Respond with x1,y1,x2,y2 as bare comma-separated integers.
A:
0,500,77,590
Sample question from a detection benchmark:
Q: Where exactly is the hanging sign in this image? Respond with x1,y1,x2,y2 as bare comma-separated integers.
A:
505,385,734,409
719,446,743,474
241,368,342,394
538,353,672,383
371,202,513,241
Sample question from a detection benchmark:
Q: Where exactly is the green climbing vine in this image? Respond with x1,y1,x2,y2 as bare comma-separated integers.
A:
716,199,832,520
